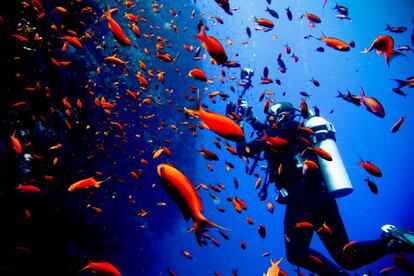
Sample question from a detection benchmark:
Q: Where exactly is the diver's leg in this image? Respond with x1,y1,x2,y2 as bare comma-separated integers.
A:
284,203,350,275
316,196,389,270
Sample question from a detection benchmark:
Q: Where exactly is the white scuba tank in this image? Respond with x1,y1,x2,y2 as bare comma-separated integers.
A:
304,116,353,198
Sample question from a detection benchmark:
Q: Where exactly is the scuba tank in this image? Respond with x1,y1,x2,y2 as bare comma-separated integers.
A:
304,116,353,198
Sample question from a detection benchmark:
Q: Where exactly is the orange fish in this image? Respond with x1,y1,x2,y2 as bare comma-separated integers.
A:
358,157,382,177
304,147,332,161
361,35,404,66
104,6,131,46
16,184,41,193
194,26,228,65
188,68,207,82
355,87,385,118
68,176,111,192
79,260,121,276
313,33,350,51
60,35,83,49
10,131,23,154
184,91,244,142
157,164,225,244
255,17,274,28
256,131,288,148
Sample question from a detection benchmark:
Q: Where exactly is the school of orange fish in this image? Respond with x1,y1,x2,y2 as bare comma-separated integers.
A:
3,0,414,275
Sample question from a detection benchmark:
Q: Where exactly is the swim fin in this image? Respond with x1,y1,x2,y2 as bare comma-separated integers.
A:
382,224,414,253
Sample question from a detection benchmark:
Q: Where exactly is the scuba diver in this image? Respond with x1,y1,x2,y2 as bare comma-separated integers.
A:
226,99,414,275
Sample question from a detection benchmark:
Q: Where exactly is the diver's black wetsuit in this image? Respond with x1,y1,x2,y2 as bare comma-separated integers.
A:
237,119,390,275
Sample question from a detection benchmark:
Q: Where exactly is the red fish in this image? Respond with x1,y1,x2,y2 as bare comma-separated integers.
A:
104,6,131,46
255,17,274,28
16,184,41,193
304,147,332,161
256,131,289,148
294,221,314,228
68,176,111,192
157,164,225,244
361,35,404,66
194,26,228,65
312,33,350,51
355,87,385,118
358,157,382,177
391,116,405,133
184,91,244,142
188,68,207,82
301,12,321,24
10,131,23,154
79,260,121,276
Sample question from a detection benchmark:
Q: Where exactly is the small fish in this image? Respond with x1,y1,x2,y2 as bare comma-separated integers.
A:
263,66,269,78
79,260,121,276
364,177,378,195
316,46,325,52
68,176,110,192
358,157,382,177
246,27,251,38
214,0,233,15
355,87,385,118
385,24,407,33
255,17,275,29
277,53,286,71
265,7,279,19
333,3,349,16
258,224,266,238
301,12,321,24
391,116,405,133
188,68,207,82
310,78,320,87
286,7,293,21
294,221,313,228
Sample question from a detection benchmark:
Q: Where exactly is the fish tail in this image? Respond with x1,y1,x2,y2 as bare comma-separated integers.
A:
105,5,111,20
95,176,111,187
190,215,229,246
78,261,93,273
385,49,405,66
392,78,407,89
193,26,207,41
385,24,390,30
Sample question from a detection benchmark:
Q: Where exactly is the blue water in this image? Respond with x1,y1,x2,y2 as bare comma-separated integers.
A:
2,0,413,275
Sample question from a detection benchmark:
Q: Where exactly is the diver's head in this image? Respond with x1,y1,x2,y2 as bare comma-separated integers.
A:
266,101,299,126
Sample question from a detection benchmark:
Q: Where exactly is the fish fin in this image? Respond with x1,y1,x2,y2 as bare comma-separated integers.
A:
385,49,405,66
